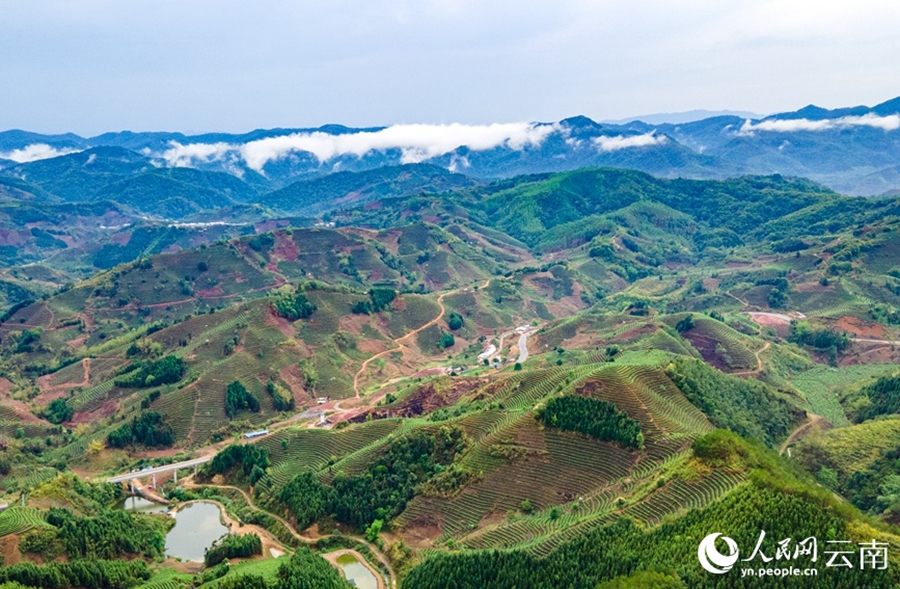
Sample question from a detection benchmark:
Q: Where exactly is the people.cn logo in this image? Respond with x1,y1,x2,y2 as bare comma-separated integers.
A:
698,533,740,574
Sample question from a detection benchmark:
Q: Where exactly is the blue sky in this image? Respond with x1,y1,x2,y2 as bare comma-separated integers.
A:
2,0,899,135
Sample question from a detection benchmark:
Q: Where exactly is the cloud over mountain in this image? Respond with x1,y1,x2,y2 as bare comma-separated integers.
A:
593,132,667,152
739,113,900,135
1,143,81,163
161,122,559,172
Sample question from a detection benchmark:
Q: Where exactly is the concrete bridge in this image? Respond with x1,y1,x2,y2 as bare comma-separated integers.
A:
107,455,211,487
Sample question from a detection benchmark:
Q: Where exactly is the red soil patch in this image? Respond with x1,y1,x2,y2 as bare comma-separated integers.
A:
681,332,731,372
254,220,288,233
278,364,315,407
32,389,67,407
0,378,13,396
338,313,373,337
0,535,22,566
68,334,87,348
0,398,49,424
843,343,900,365
413,367,449,378
264,306,298,339
618,323,658,342
747,312,791,327
360,377,485,420
112,231,133,246
836,316,884,339
0,229,27,246
357,339,390,354
69,398,118,425
272,232,299,262
196,286,225,297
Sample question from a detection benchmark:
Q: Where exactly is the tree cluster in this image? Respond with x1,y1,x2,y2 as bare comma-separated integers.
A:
204,533,263,567
203,443,270,485
225,380,260,419
536,395,643,449
666,358,801,447
788,321,850,354
114,355,185,388
107,411,174,448
45,506,166,560
272,288,318,321
0,560,151,589
266,378,295,412
278,427,467,531
352,287,397,314
43,398,72,425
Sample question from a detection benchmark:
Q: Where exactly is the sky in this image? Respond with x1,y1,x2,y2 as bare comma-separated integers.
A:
2,0,900,136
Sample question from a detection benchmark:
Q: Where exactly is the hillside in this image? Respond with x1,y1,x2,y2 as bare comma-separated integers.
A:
0,165,899,587
258,163,479,214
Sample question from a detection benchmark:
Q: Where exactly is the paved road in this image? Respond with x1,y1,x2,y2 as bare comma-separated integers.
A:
477,344,497,361
107,455,211,483
516,329,537,364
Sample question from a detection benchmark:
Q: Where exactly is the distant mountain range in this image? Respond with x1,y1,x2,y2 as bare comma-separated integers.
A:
1,96,900,208
602,109,764,125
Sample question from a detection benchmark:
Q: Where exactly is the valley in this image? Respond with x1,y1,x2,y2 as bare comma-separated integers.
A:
1,157,900,588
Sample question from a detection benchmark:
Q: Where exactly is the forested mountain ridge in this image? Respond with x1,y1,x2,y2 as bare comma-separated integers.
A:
3,95,900,195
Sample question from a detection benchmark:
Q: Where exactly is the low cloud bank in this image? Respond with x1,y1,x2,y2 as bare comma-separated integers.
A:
161,122,557,172
739,113,900,134
1,144,80,163
593,133,667,152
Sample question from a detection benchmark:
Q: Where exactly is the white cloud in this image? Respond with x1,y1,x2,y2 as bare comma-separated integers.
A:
739,113,900,135
158,123,557,172
593,132,667,152
240,122,556,170
161,141,234,167
0,143,80,163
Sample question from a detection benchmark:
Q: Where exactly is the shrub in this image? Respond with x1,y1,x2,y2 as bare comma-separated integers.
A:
44,398,72,425
272,289,317,321
674,314,695,333
448,312,464,330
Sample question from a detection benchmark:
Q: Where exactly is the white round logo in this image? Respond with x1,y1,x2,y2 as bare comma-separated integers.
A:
698,533,739,574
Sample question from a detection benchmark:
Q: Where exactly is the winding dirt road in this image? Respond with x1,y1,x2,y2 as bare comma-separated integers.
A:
352,279,491,397
731,342,770,377
779,414,827,456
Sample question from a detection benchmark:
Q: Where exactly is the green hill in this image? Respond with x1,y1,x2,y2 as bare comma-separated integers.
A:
257,163,478,214
1,165,900,588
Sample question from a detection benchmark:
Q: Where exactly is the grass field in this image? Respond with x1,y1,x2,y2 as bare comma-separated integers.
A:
794,416,900,477
790,364,900,426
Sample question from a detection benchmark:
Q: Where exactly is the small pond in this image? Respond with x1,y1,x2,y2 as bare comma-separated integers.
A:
336,553,378,589
115,495,169,514
164,501,229,562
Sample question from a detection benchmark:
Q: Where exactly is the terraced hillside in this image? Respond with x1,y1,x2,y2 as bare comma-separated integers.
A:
1,166,900,588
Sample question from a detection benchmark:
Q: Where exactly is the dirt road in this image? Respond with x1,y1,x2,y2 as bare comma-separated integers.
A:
779,414,827,456
353,279,491,397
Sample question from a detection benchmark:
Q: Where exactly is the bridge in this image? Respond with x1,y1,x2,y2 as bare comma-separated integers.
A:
107,455,211,487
